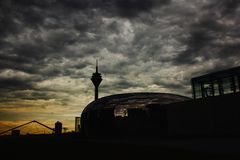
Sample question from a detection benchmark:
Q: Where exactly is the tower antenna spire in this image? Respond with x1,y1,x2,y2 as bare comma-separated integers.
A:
96,59,98,73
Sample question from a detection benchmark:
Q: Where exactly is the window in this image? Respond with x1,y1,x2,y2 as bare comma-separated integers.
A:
114,106,128,117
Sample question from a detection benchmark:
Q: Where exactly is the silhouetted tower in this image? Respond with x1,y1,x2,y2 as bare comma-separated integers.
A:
55,121,62,135
91,60,102,101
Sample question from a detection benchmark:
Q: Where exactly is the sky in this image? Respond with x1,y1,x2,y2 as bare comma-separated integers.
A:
0,0,240,133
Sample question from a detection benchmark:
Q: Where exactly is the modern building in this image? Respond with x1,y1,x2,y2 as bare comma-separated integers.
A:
80,93,190,137
191,66,240,99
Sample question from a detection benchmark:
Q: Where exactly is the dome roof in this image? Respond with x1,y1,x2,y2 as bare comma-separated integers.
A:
82,92,191,113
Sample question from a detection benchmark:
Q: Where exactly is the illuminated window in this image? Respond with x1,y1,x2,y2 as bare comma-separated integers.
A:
114,106,128,117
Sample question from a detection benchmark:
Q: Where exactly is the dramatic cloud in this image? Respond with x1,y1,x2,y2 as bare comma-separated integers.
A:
0,0,240,133
174,0,240,71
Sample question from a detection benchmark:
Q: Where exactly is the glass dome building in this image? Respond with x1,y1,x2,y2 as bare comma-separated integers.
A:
81,92,191,137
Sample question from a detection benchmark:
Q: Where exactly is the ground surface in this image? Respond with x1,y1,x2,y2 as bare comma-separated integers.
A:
1,134,240,159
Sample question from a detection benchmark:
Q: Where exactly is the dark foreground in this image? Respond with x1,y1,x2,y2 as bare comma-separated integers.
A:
1,134,240,160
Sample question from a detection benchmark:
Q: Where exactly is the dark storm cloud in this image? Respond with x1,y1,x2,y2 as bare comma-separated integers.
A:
0,41,51,75
101,78,142,94
153,79,185,90
0,5,21,38
173,0,240,66
206,0,240,16
114,0,171,18
0,90,53,102
0,78,33,91
1,0,171,22
56,0,171,17
0,58,39,74
19,91,52,100
0,69,42,93
0,0,172,69
114,80,140,89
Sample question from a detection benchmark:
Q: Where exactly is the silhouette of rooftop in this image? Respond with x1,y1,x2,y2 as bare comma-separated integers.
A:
191,66,240,82
83,92,191,113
